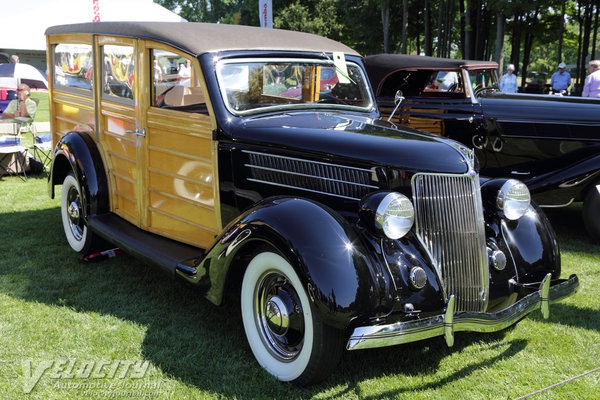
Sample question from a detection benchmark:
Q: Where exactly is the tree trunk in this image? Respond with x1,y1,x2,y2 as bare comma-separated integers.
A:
424,0,432,56
438,0,444,57
510,10,522,74
494,12,505,73
474,0,483,59
479,4,491,59
557,0,566,63
382,0,391,53
575,2,583,89
402,0,408,53
579,1,594,85
592,0,599,59
461,0,468,59
521,7,540,87
446,0,455,58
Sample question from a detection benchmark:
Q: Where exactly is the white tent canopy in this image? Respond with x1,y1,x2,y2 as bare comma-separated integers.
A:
0,0,185,51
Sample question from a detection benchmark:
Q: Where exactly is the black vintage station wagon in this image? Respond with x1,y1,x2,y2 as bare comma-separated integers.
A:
46,22,578,385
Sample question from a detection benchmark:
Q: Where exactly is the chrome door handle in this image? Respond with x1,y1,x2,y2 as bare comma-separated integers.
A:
125,128,146,137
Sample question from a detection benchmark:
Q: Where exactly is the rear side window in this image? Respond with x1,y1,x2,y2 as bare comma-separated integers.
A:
53,44,93,91
102,45,135,102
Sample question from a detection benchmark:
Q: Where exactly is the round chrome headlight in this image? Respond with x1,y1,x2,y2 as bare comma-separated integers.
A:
497,179,530,220
375,192,414,239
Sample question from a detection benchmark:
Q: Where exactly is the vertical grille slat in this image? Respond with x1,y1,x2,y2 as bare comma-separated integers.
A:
412,173,488,312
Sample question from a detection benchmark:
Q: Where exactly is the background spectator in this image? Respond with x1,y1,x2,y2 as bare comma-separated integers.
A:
499,64,518,93
1,83,36,120
550,62,571,94
582,60,600,98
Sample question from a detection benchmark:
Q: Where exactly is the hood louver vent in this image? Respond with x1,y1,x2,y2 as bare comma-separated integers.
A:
244,150,377,201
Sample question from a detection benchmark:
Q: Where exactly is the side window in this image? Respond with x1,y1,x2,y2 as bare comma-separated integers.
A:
424,70,462,93
53,44,93,91
152,49,206,113
102,45,135,101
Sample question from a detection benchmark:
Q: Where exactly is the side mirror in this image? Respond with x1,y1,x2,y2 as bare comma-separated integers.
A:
388,90,405,122
394,90,404,104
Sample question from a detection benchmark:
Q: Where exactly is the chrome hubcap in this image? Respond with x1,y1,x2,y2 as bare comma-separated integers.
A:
255,272,304,361
68,201,80,223
66,186,84,241
265,295,290,336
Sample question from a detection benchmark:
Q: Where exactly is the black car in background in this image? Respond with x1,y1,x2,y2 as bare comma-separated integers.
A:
365,53,600,242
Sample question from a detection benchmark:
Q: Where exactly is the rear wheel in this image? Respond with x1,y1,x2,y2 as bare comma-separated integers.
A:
240,251,344,385
583,184,600,243
60,173,99,254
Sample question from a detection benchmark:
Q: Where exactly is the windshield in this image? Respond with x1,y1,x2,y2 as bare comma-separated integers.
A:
216,58,373,115
468,69,499,96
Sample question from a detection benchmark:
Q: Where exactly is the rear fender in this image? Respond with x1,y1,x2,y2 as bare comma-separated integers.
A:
49,131,109,217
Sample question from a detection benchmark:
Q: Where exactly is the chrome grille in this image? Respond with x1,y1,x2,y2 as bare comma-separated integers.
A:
244,150,377,200
412,173,488,312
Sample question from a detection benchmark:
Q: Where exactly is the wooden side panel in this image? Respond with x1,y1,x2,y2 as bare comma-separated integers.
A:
51,91,95,140
380,106,446,136
99,103,139,224
145,108,218,248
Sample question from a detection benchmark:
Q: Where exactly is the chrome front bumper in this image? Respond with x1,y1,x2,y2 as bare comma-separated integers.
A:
347,274,579,351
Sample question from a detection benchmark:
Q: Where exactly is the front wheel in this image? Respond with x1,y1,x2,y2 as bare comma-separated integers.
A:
583,185,600,243
241,251,344,385
60,173,99,254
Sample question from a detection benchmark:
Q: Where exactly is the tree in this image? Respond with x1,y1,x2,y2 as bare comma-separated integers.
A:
401,0,408,53
558,0,567,63
382,0,391,53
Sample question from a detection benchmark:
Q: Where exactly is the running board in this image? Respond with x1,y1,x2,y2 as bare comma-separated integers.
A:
88,214,204,277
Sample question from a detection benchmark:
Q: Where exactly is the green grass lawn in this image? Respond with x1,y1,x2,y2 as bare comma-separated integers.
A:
0,175,598,399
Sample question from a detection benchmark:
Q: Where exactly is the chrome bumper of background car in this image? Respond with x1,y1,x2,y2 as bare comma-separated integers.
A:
347,274,579,351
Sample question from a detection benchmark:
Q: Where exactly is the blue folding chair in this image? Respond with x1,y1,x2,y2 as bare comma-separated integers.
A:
31,121,52,175
0,122,27,181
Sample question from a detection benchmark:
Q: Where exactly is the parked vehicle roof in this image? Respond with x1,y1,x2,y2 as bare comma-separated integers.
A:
365,54,498,92
46,21,360,57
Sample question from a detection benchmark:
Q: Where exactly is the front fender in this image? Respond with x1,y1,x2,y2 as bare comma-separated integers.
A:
481,178,561,309
48,131,109,217
525,148,600,205
501,202,561,282
179,197,392,330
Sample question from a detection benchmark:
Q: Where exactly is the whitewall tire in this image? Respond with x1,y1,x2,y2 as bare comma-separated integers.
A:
61,173,91,253
241,251,343,385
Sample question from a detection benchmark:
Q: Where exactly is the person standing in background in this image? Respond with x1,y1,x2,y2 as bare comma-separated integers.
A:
582,60,600,98
500,64,518,93
550,62,571,94
10,55,19,63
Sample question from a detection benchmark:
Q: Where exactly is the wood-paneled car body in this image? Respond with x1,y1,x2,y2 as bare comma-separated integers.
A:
46,23,578,385
365,54,600,241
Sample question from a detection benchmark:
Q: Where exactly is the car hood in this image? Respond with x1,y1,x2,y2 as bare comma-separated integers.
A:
227,112,472,174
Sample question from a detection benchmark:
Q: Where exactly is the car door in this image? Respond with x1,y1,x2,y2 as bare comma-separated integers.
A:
96,37,142,226
141,43,221,249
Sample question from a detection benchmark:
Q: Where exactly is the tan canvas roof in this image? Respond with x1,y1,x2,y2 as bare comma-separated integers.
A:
46,21,360,57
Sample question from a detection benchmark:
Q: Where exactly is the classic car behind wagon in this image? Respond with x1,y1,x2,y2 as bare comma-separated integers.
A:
46,22,578,385
365,54,600,242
